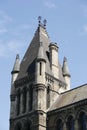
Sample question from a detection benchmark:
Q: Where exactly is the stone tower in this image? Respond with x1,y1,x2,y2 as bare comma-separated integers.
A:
10,17,70,130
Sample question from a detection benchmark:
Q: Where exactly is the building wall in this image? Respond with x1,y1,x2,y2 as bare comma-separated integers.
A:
47,100,87,130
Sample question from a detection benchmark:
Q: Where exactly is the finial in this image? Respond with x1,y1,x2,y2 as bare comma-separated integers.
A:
16,54,19,59
64,57,67,62
43,19,47,27
38,16,42,26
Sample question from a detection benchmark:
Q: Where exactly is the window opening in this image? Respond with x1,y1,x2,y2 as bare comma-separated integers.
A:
40,62,42,75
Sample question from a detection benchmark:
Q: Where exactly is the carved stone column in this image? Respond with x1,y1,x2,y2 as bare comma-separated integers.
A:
20,89,23,114
26,88,30,112
63,122,67,130
74,119,79,130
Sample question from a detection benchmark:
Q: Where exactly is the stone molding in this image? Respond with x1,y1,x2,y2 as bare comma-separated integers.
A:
33,83,45,91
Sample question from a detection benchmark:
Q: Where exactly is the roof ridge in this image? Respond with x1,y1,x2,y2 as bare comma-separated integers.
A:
61,83,87,94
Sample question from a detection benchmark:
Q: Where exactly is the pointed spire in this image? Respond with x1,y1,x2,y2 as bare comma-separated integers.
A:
43,19,47,28
38,16,42,26
37,42,46,62
11,54,20,74
62,57,70,77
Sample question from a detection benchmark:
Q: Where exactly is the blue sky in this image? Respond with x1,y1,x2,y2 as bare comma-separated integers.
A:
1,0,87,130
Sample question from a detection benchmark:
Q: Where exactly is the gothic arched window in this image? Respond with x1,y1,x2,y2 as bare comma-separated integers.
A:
16,89,20,115
29,85,33,111
22,87,27,113
56,119,63,130
46,86,50,109
78,111,86,130
67,115,74,130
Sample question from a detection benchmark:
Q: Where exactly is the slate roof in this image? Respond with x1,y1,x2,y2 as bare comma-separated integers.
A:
17,24,52,79
11,54,20,74
16,23,65,84
49,84,87,111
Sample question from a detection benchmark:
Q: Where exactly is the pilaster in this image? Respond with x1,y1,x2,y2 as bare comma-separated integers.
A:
74,119,79,130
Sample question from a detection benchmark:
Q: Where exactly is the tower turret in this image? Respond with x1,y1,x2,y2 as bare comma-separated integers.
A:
10,54,20,118
34,43,46,110
35,42,46,85
11,54,20,85
49,42,59,79
62,57,71,90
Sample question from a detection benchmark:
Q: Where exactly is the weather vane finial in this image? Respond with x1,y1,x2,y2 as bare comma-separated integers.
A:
38,16,42,26
43,19,47,27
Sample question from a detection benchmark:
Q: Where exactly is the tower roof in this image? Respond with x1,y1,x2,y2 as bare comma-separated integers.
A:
16,17,66,85
17,18,52,79
11,54,20,74
37,42,46,62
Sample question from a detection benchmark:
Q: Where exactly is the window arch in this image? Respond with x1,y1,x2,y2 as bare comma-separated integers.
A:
78,111,86,130
67,115,74,130
22,87,27,113
56,119,63,130
16,89,21,115
46,85,50,109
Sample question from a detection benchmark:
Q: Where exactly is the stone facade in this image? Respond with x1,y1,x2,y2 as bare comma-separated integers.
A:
9,18,87,130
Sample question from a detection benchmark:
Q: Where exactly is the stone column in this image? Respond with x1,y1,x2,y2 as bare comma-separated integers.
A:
26,88,30,112
63,122,67,130
20,90,23,114
74,119,79,130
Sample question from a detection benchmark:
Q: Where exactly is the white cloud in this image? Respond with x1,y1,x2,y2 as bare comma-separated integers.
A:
0,28,7,33
20,24,32,30
0,10,12,23
44,0,57,9
79,25,87,36
0,10,12,35
0,40,24,58
80,4,87,18
83,25,87,32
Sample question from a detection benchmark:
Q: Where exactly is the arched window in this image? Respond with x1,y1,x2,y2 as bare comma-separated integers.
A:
22,87,27,113
29,85,33,111
56,119,63,130
16,89,20,115
46,86,50,109
78,111,86,130
67,115,74,130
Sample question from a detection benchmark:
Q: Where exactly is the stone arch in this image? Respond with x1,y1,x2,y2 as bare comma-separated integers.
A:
66,114,75,130
65,112,75,122
78,111,87,130
54,114,64,125
55,117,64,130
76,108,87,119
